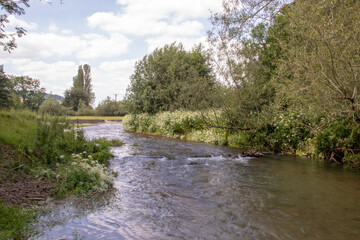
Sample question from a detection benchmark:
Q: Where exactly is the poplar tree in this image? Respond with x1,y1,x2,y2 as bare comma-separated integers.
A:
62,64,94,111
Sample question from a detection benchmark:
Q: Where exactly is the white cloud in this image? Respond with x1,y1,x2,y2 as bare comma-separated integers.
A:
88,12,203,37
7,15,38,31
146,35,208,52
77,33,130,59
92,59,137,103
9,59,78,95
115,0,222,20
1,33,83,59
88,0,222,50
48,23,58,32
61,29,73,35
0,32,131,60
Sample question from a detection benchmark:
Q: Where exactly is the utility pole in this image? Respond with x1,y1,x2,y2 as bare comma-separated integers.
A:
114,94,118,102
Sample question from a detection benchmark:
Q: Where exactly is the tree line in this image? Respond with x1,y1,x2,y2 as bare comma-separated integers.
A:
0,64,126,116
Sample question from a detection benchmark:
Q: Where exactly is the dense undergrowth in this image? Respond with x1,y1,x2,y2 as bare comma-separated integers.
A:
0,110,122,238
123,110,360,168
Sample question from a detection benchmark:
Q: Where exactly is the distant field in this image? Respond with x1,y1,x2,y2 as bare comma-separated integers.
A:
67,116,124,121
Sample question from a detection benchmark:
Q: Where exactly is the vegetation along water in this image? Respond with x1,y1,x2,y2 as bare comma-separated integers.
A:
1,0,360,239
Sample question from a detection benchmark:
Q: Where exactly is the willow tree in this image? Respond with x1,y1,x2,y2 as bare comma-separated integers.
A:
208,0,291,128
276,0,360,124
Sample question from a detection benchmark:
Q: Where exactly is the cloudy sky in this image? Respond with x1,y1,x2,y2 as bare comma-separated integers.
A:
0,0,223,105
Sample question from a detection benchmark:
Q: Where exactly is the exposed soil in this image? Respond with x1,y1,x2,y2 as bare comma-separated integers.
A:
0,144,54,206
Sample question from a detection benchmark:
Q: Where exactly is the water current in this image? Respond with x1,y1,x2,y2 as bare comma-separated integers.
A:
38,123,360,240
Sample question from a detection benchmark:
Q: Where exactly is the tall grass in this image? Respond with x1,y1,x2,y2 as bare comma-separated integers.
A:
0,110,37,150
0,200,37,239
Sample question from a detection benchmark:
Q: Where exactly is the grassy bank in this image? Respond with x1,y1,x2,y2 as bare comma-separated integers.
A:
0,110,122,238
123,110,360,168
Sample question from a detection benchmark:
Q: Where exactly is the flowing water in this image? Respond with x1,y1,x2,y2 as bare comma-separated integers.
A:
38,124,360,240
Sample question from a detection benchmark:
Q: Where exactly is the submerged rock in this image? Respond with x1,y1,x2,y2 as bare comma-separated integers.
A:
242,149,264,158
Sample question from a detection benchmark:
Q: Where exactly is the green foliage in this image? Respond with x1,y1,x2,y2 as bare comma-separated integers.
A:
63,64,95,112
0,68,12,108
8,75,46,111
38,98,64,115
314,119,353,155
53,152,114,198
276,0,360,122
123,110,205,137
125,43,217,114
0,200,37,240
0,110,116,197
77,100,95,116
0,110,37,149
244,113,312,152
96,97,126,116
123,110,230,145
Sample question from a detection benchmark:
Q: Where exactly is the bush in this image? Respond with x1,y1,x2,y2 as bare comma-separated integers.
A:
77,101,96,116
39,98,63,115
54,152,114,198
96,97,127,116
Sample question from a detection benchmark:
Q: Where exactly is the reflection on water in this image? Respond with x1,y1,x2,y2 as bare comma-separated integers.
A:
38,124,360,240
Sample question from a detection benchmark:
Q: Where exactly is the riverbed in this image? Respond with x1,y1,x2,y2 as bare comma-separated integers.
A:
37,123,360,239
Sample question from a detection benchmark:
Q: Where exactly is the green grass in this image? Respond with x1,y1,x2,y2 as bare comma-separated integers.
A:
67,116,123,121
0,110,37,149
0,200,37,239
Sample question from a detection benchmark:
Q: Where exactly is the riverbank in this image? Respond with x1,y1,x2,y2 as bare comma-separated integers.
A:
122,110,360,169
0,110,120,238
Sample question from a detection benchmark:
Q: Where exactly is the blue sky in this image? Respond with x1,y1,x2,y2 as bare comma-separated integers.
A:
0,0,222,105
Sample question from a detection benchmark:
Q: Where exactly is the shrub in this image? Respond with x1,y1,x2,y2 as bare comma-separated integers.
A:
54,152,114,198
39,98,63,115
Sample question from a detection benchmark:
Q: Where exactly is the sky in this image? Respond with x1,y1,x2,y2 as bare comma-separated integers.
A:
0,0,223,106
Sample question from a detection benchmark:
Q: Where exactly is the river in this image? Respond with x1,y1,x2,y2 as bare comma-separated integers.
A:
38,123,360,240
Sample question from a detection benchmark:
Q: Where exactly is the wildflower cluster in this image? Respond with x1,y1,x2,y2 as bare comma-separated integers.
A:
54,151,114,198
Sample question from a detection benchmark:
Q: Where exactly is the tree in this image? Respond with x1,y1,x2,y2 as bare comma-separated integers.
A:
83,64,94,106
125,42,217,114
0,0,29,52
63,64,95,111
0,65,12,108
207,0,290,128
10,75,45,111
276,0,360,123
96,97,126,116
